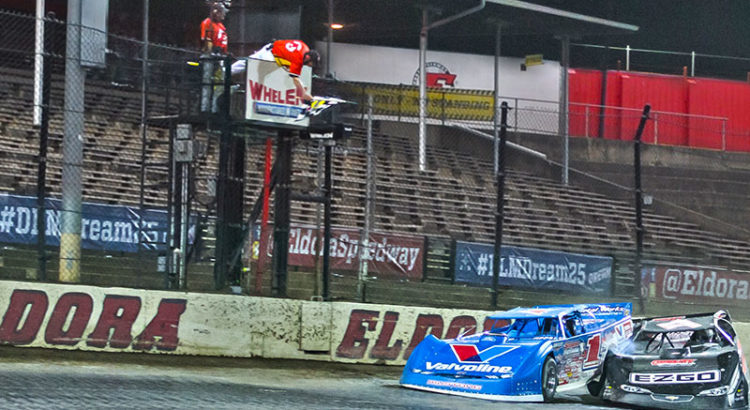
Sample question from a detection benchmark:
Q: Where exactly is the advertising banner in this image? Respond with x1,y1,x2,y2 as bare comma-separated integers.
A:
261,225,424,280
353,84,495,121
0,193,170,252
643,265,750,307
454,241,612,295
244,58,311,127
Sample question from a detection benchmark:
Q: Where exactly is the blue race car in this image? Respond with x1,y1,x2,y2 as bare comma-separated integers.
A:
400,303,633,402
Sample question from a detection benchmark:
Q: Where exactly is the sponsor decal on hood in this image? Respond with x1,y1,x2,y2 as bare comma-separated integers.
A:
425,362,512,374
651,359,696,367
451,344,519,363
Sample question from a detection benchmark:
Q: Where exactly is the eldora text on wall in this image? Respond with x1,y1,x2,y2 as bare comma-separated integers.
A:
0,288,186,351
334,308,497,362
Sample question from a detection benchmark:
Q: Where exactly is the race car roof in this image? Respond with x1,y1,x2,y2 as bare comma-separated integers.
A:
641,315,715,333
487,306,575,320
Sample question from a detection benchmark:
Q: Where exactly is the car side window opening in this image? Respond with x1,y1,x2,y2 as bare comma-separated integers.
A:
517,319,542,338
489,319,512,335
562,314,586,338
687,328,717,346
564,316,576,337
541,318,558,337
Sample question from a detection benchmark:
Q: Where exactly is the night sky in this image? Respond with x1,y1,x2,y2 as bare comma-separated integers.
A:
303,1,750,80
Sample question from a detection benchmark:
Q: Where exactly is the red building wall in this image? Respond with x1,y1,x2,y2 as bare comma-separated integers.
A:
569,69,750,152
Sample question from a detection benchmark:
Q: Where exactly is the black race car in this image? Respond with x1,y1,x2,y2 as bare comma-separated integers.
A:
588,310,748,409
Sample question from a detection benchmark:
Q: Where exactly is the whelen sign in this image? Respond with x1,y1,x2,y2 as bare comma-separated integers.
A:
244,58,312,127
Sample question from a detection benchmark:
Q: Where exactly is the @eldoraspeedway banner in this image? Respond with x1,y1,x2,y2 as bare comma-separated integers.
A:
642,265,750,307
260,225,424,280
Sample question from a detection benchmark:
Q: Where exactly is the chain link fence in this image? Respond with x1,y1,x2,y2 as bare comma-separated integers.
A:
0,10,217,290
1,10,749,316
270,79,750,317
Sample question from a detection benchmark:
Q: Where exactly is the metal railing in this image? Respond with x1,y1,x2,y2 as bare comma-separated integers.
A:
572,42,750,80
569,102,730,150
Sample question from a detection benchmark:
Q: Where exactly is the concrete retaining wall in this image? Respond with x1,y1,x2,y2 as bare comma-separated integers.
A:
0,281,494,366
0,281,747,367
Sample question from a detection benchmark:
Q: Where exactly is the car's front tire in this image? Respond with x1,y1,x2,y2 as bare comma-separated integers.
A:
542,356,558,402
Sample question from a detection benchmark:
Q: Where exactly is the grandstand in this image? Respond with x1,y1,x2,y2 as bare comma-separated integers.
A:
2,5,750,318
3,56,750,309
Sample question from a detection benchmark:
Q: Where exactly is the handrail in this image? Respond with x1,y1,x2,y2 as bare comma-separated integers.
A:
572,42,750,63
569,102,729,121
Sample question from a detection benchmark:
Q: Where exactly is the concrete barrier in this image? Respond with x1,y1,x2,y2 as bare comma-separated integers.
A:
0,281,493,365
0,281,747,368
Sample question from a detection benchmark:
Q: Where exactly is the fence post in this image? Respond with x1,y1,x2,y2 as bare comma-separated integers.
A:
626,45,631,71
491,101,510,308
584,105,590,138
398,87,402,122
691,51,696,77
358,94,375,302
441,90,446,126
633,104,651,315
653,112,658,145
36,12,55,282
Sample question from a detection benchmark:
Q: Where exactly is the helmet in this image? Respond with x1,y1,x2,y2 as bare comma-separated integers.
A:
304,49,321,68
692,328,715,344
210,1,229,15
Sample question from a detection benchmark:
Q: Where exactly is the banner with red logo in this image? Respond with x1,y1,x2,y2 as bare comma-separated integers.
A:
262,225,424,280
643,265,750,307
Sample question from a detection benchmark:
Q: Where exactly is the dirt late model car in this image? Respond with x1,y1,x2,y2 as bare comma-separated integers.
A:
400,303,633,402
592,310,749,409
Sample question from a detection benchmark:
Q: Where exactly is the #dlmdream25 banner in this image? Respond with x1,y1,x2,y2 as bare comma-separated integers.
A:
0,193,171,252
454,241,613,295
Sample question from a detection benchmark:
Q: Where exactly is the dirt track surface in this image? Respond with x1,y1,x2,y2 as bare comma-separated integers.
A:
0,347,617,409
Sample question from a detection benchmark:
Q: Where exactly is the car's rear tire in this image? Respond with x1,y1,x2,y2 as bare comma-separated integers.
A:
587,362,607,397
586,378,602,397
542,356,558,402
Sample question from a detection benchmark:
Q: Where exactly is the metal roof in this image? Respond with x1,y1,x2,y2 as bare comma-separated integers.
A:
328,0,638,58
484,0,639,36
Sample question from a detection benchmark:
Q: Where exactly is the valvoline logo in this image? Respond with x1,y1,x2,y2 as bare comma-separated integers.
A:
451,344,518,363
